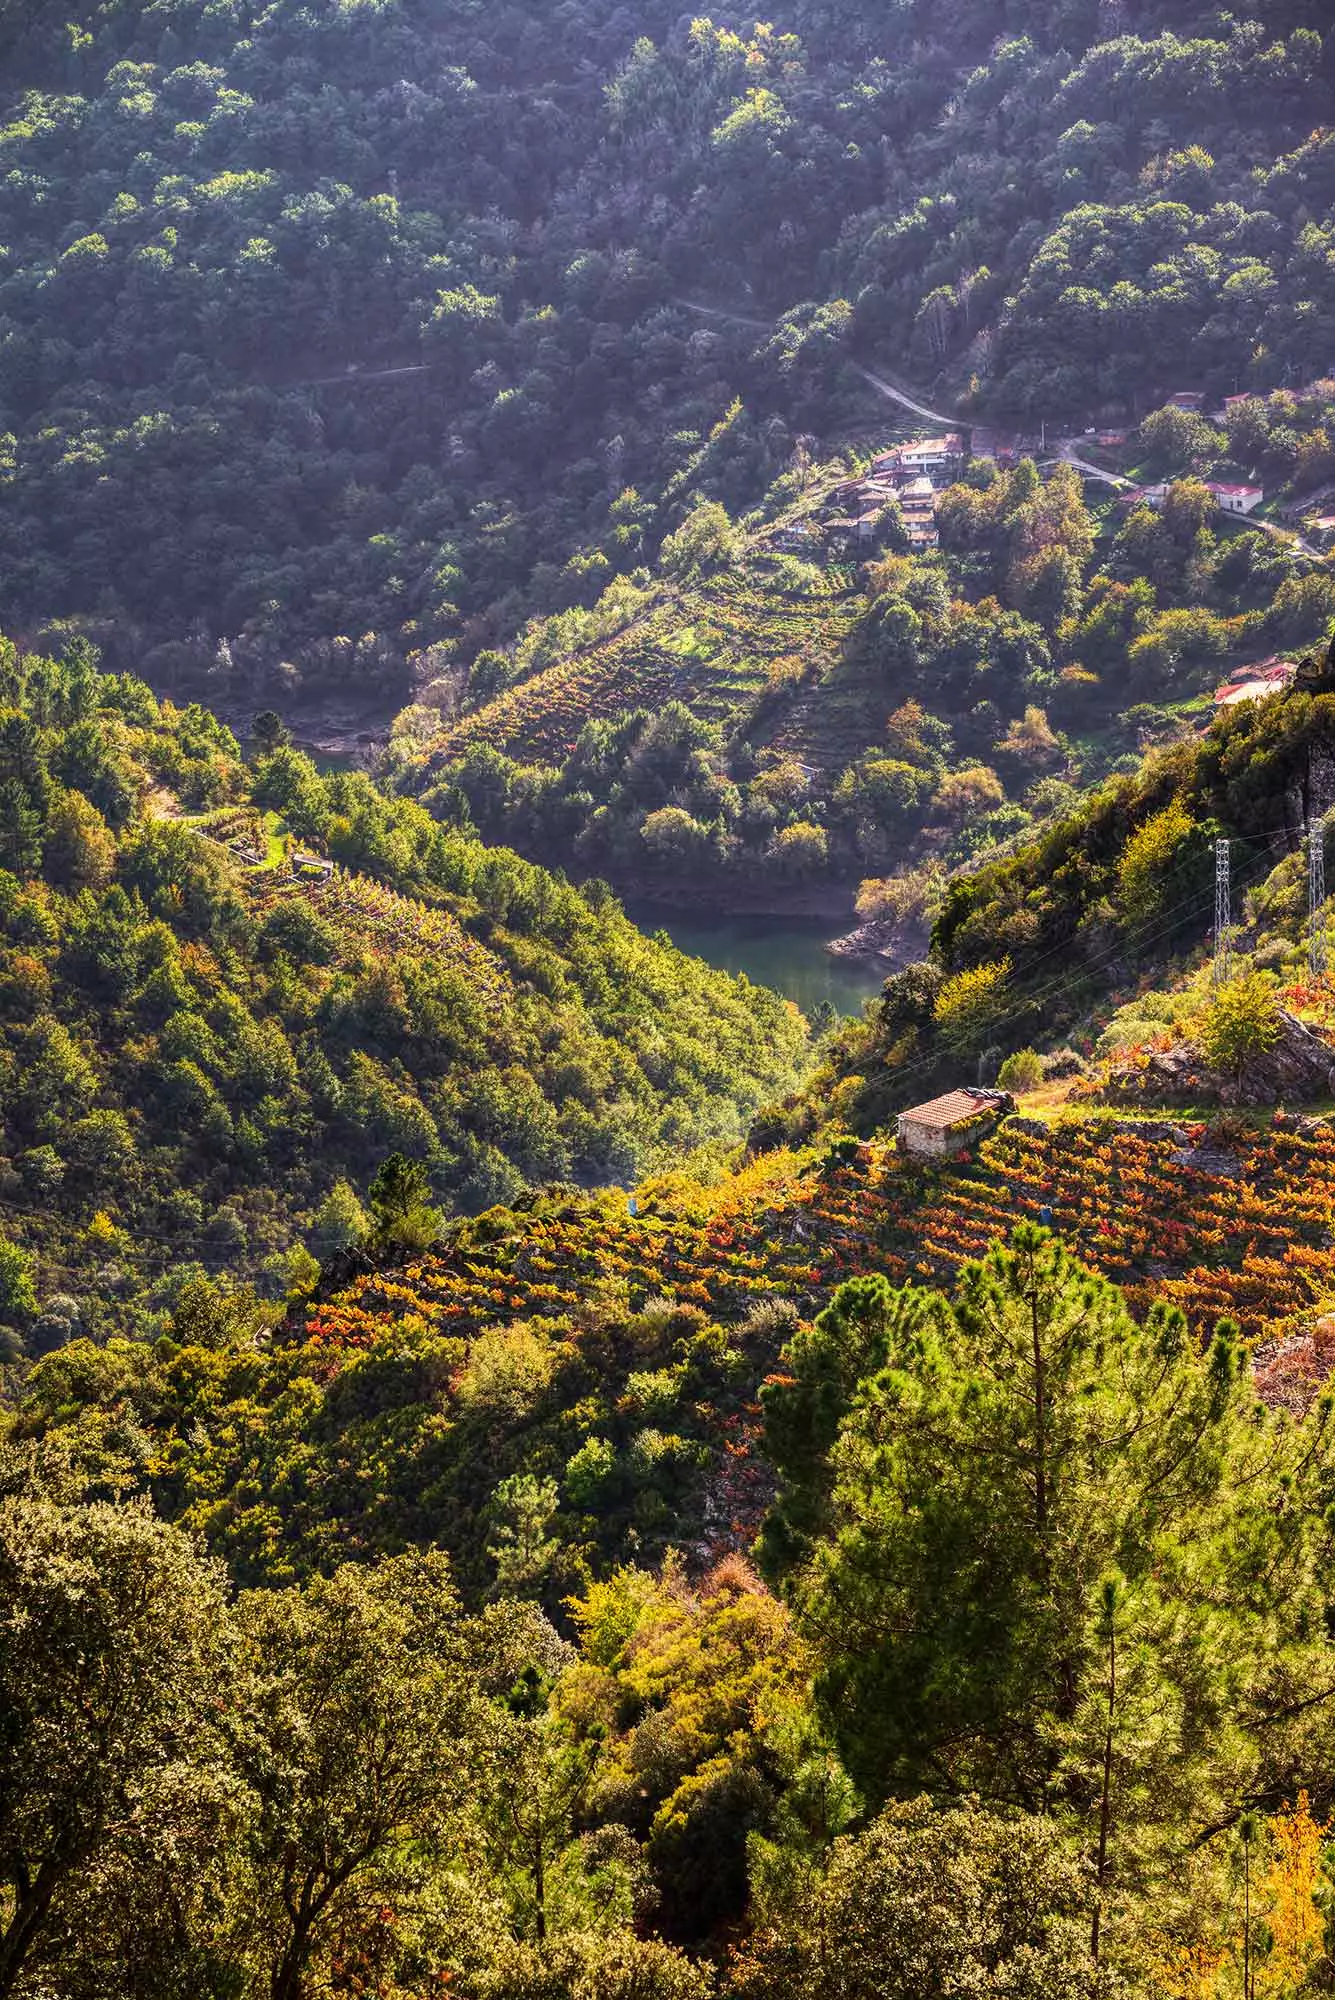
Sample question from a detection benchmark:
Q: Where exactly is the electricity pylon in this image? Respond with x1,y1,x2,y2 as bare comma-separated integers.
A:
1214,838,1231,987
1311,812,1328,979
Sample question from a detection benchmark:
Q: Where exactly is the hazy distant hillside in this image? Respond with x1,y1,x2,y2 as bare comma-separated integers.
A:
0,0,1328,716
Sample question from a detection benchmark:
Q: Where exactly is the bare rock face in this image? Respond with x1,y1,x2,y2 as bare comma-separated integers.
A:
1103,1009,1335,1108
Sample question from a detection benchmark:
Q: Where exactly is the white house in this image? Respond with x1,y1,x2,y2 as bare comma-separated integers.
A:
1207,481,1264,516
898,475,936,508
899,434,965,475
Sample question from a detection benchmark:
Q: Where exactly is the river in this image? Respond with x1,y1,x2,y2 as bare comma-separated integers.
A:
626,906,889,1017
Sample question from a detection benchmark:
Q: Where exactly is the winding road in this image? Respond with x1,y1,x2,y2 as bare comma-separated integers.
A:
675,298,962,431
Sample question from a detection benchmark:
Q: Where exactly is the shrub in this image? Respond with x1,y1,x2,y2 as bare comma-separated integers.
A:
933,958,1012,1056
997,1048,1043,1091
1199,969,1281,1077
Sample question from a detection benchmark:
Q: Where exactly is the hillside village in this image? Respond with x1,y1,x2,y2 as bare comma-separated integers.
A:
769,376,1335,575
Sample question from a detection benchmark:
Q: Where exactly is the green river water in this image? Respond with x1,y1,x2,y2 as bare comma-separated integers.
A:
626,906,888,1018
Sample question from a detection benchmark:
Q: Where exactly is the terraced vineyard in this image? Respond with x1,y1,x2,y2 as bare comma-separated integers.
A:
303,1115,1335,1394
185,801,517,1005
418,557,871,774
251,865,513,1006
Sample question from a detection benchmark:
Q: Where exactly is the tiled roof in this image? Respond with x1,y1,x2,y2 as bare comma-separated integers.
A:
899,1089,1006,1132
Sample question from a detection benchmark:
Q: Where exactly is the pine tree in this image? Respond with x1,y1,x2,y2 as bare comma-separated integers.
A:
765,1229,1335,1875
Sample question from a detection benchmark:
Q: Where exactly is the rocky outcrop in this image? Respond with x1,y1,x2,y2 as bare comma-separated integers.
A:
825,918,928,967
1103,1009,1335,1108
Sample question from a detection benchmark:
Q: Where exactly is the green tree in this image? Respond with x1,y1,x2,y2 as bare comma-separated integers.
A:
932,955,1011,1055
367,1151,442,1252
41,788,115,890
307,1179,369,1260
0,780,42,877
249,710,289,758
0,1235,36,1325
768,1230,1332,1860
729,1797,1119,2000
237,1551,485,2000
1116,801,1199,930
168,1274,270,1351
0,1483,240,1999
489,1473,561,1600
1199,969,1282,1078
998,1047,1044,1091
660,501,741,581
767,821,829,880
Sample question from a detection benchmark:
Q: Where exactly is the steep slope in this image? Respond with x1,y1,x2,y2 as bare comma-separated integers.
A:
767,673,1335,1133
14,1112,1333,1597
0,634,806,1345
393,440,1335,912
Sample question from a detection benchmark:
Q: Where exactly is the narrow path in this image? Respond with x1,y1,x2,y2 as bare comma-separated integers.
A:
302,362,431,388
674,298,962,430
1044,449,1135,490
846,361,961,431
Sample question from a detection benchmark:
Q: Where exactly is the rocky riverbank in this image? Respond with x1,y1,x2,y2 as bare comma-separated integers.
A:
825,917,928,967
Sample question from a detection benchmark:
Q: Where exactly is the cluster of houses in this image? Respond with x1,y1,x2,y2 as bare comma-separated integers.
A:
823,432,968,556
774,430,982,563
765,376,1335,569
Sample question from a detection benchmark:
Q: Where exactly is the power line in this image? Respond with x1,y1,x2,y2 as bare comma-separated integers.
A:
863,842,1282,1114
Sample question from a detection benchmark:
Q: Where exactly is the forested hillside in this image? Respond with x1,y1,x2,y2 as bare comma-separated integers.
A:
0,632,803,1347
0,0,1329,713
776,681,1335,1135
12,4,1335,1997
392,441,1335,909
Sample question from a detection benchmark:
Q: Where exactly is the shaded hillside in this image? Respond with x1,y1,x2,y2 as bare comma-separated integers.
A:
0,1,1329,706
394,441,1335,908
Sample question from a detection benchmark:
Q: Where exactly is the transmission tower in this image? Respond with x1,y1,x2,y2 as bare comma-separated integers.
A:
1214,837,1232,987
1310,812,1328,979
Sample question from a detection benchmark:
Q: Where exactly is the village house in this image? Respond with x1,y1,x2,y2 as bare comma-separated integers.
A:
896,1088,1014,1161
1206,480,1264,516
770,522,823,557
1169,391,1206,413
899,475,936,508
898,475,939,548
825,512,894,555
899,433,966,476
1212,657,1296,707
969,426,1022,465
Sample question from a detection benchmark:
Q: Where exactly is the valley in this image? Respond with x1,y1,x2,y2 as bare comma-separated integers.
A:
5,3,1335,1997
